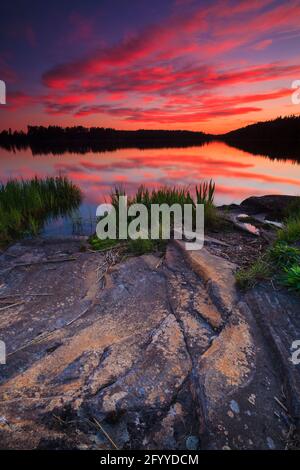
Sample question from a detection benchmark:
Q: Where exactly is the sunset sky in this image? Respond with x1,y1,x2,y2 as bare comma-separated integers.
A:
1,0,300,133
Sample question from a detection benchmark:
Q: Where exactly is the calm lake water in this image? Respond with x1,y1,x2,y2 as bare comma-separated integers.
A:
1,141,300,236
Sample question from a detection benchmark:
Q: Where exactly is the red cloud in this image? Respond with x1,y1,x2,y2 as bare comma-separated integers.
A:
42,0,300,91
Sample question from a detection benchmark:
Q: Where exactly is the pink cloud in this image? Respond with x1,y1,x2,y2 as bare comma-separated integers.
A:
253,39,273,50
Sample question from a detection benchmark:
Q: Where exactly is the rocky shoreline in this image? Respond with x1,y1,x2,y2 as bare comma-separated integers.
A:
0,195,299,450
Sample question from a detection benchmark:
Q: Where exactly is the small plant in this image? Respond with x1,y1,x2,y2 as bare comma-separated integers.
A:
267,242,300,268
195,180,215,205
89,236,119,251
235,202,300,293
127,238,155,255
277,217,300,243
235,258,272,289
110,186,127,212
195,180,220,230
281,265,300,292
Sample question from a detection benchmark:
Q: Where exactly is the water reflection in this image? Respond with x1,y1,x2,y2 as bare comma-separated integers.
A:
1,141,300,236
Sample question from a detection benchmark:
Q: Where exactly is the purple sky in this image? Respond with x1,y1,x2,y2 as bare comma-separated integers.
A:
1,0,300,132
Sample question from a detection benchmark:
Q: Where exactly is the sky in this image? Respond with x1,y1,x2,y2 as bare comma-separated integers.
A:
0,0,300,133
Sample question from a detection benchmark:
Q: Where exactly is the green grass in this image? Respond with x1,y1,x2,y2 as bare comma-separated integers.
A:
235,257,272,289
236,232,300,292
89,236,119,251
277,217,300,243
109,180,220,231
127,238,156,255
281,265,300,291
276,212,300,293
195,180,215,205
0,176,82,245
91,181,219,254
267,242,300,268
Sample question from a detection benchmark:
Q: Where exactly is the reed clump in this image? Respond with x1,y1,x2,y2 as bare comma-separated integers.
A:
0,176,82,245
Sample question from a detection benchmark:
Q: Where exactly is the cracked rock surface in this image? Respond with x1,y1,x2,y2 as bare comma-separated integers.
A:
0,237,299,449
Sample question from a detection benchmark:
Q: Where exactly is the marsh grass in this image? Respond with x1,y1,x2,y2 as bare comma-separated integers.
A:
91,180,219,254
109,180,219,231
0,176,82,245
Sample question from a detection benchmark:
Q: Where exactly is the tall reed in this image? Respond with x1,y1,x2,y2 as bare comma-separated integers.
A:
109,180,218,231
0,176,82,244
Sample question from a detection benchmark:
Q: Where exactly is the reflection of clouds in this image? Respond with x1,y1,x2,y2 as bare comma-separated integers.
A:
1,166,43,181
66,171,102,183
77,155,254,173
53,149,300,202
1,142,300,208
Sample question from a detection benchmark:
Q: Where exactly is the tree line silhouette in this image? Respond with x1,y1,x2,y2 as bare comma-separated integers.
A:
1,116,300,161
221,115,300,162
0,126,212,155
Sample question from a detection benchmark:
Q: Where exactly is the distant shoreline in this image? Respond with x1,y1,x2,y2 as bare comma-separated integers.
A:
1,115,300,161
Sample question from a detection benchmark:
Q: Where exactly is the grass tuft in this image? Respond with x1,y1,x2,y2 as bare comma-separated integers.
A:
277,217,300,243
92,181,219,255
235,258,272,289
236,220,300,292
89,236,119,251
267,241,300,269
109,180,219,232
0,176,82,245
281,265,300,291
127,238,156,255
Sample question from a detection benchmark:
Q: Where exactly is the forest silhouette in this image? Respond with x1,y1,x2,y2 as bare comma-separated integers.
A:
1,115,300,161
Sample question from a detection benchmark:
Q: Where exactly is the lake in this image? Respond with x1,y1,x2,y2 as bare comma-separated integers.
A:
1,140,300,236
